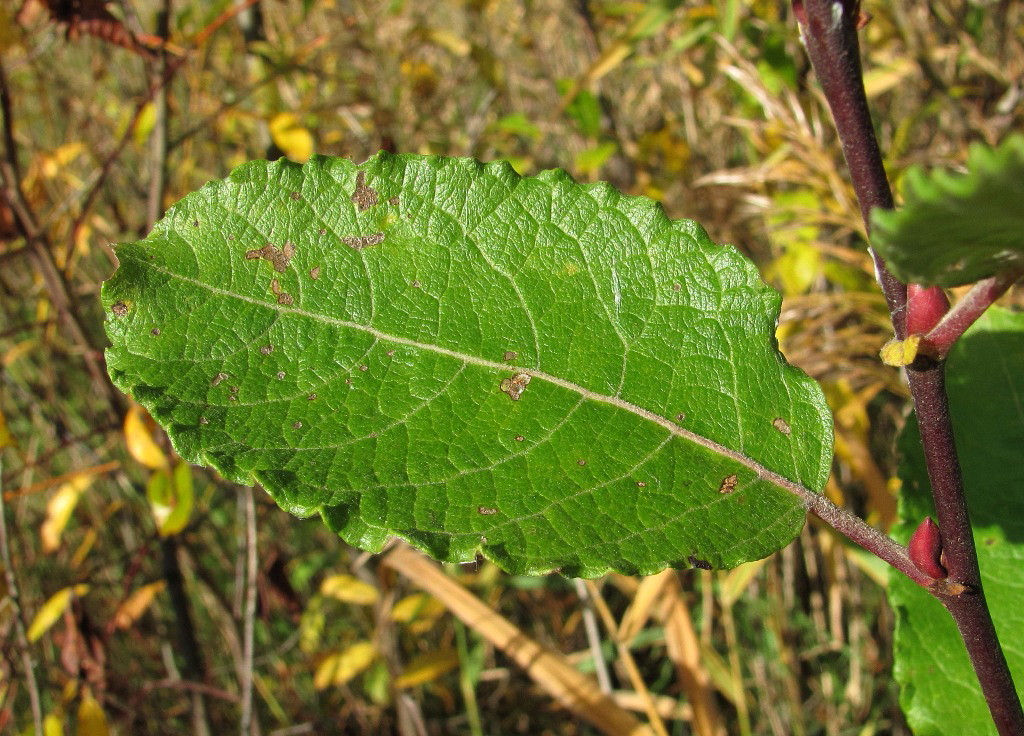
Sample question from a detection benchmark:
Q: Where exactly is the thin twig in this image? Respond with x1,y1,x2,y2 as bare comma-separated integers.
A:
0,455,44,735
923,268,1024,358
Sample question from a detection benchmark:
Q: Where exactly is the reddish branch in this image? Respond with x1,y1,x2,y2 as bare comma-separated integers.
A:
795,1,1023,733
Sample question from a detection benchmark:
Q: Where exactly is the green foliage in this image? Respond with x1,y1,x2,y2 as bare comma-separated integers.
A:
888,307,1024,735
871,135,1024,287
102,153,833,578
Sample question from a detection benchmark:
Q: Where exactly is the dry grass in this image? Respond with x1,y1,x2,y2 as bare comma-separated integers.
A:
1,0,1021,733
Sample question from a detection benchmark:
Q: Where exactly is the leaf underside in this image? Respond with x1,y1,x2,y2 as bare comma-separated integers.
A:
102,153,832,577
889,307,1024,735
871,135,1024,287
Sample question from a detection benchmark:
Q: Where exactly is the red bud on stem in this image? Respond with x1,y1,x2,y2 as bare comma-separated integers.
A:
905,284,951,336
908,516,948,580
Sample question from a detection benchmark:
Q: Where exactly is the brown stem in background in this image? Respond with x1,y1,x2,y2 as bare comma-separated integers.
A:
795,1,1023,733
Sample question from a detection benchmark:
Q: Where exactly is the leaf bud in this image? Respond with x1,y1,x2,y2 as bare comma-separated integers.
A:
908,516,947,579
905,284,950,336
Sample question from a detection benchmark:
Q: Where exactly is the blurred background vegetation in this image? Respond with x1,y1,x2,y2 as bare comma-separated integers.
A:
1,0,1021,733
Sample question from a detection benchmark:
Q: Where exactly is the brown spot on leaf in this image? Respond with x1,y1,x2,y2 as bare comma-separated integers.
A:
499,373,532,401
277,293,294,305
688,555,712,570
359,364,368,372
410,280,421,288
111,301,129,317
772,418,791,435
150,328,161,336
388,196,400,206
676,413,686,422
211,372,228,387
199,416,209,425
577,459,586,466
514,435,524,442
672,283,681,291
503,351,518,361
386,350,395,357
292,421,303,429
477,506,498,516
310,266,320,280
719,474,738,494
350,171,379,211
260,345,274,355
249,243,295,272
290,191,301,201
341,233,385,249
276,371,286,380
307,393,317,401
318,228,327,235
636,481,647,488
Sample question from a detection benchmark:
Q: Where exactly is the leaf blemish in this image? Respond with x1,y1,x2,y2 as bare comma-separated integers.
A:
499,373,532,401
636,481,647,487
515,435,524,442
111,301,129,316
719,474,738,494
211,372,228,387
351,170,379,211
359,365,368,372
199,416,208,425
503,350,517,361
290,191,301,201
478,506,498,516
307,393,317,400
341,233,385,249
292,421,302,429
688,555,712,570
150,328,161,336
260,344,274,355
772,418,792,435
310,266,320,280
577,459,586,466
276,371,286,380
676,413,686,422
388,196,400,206
248,242,295,273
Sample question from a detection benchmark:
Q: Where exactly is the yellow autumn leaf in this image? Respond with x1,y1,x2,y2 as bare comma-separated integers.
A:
394,648,459,688
313,641,377,689
320,574,379,605
269,113,314,163
41,476,94,553
113,581,166,629
124,405,168,470
43,712,65,736
76,690,109,736
390,593,446,634
0,405,15,449
27,585,90,642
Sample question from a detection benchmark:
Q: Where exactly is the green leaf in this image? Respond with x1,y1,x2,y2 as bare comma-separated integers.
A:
871,135,1024,287
888,307,1024,735
102,153,832,577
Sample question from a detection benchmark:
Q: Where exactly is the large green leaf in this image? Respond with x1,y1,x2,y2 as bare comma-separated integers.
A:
102,153,832,577
871,135,1024,287
889,307,1024,734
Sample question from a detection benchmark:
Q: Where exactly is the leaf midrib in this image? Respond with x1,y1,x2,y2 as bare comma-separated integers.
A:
137,257,818,506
